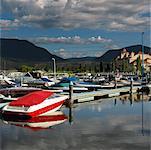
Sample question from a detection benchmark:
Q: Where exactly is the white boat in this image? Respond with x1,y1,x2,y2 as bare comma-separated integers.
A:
41,76,55,86
2,90,68,119
75,82,102,88
0,74,16,85
49,77,88,92
0,94,17,102
0,94,10,109
49,86,88,92
0,87,42,97
2,111,67,130
0,74,16,88
74,82,102,91
101,82,115,89
0,102,9,109
0,87,63,100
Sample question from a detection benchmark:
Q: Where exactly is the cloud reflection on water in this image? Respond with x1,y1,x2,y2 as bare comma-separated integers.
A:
0,95,150,150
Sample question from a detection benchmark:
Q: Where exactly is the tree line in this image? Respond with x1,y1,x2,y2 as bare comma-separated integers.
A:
18,56,145,74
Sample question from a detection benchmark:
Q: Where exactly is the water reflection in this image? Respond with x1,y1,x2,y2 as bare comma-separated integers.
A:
0,94,150,150
1,111,68,131
117,93,150,136
68,107,73,125
116,93,150,106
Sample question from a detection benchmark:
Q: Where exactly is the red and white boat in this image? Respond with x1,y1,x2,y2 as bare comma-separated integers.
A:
2,90,68,119
2,111,68,131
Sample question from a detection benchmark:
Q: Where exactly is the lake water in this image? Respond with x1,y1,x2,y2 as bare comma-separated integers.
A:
0,94,150,150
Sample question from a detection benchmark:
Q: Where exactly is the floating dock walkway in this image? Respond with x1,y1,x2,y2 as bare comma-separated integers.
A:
66,86,142,103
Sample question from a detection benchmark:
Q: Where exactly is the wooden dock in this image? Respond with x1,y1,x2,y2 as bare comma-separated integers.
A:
65,86,142,103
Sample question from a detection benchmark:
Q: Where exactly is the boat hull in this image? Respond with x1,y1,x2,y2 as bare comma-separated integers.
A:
2,99,65,119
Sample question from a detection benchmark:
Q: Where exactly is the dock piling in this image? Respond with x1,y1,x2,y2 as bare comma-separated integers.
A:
130,78,133,94
114,78,117,89
69,107,73,124
69,81,74,105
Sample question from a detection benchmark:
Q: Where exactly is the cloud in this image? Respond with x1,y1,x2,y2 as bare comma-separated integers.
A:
26,36,113,58
88,36,112,43
0,19,20,30
51,48,105,58
1,0,150,31
29,36,112,45
109,21,126,30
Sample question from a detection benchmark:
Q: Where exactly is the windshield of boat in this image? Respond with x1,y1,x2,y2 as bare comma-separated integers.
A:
46,94,60,100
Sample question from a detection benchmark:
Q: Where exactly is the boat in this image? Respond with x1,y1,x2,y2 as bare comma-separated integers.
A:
26,77,55,87
1,111,67,131
100,82,115,89
41,76,55,86
0,88,63,102
0,74,16,88
49,77,88,92
2,90,68,119
49,86,88,93
75,82,102,91
0,94,16,109
0,94,18,101
0,87,42,97
0,102,9,109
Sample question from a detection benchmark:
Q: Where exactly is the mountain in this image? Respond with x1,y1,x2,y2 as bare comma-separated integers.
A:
0,38,63,69
0,38,63,61
97,45,151,62
65,57,96,62
0,38,150,71
58,57,96,71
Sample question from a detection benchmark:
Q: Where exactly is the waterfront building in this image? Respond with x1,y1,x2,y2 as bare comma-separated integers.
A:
115,48,151,72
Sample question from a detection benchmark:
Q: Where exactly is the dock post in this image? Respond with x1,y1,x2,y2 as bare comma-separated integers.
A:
69,107,73,125
114,78,117,89
114,98,117,106
129,94,133,106
130,77,133,94
69,81,74,105
20,77,22,87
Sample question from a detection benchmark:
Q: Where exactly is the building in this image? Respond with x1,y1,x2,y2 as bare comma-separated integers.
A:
115,48,151,72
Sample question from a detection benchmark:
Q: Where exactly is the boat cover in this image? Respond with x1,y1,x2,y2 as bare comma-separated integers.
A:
9,91,53,107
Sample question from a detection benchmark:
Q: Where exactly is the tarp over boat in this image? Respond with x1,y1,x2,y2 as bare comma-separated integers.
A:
9,91,53,107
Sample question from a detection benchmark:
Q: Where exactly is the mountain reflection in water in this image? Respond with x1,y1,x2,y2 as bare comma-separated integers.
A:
0,93,150,150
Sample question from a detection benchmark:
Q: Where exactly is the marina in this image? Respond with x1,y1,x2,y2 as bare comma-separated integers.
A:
0,0,151,149
0,42,150,150
0,71,151,105
0,72,150,150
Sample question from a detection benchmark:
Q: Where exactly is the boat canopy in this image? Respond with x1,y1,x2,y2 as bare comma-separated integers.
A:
61,77,79,82
41,77,53,82
9,91,53,107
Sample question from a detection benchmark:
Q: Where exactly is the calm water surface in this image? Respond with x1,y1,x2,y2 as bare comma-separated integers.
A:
0,94,150,150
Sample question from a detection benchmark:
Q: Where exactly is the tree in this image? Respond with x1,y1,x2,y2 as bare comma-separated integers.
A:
131,64,135,73
99,62,103,72
122,59,130,72
44,64,50,72
106,63,111,72
20,65,33,72
136,56,141,74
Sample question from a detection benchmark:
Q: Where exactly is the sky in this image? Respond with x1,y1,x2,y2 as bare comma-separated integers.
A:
0,0,150,58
